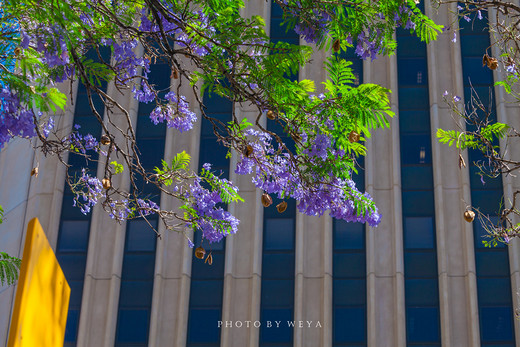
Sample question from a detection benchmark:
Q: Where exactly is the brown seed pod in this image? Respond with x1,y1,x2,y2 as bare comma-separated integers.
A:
266,110,277,120
261,192,272,207
102,178,111,190
14,47,21,57
349,130,360,143
100,134,111,145
333,39,341,53
276,201,288,213
30,167,39,177
488,58,498,70
482,53,489,67
204,252,213,265
244,145,254,157
464,210,475,223
195,246,206,259
172,68,179,79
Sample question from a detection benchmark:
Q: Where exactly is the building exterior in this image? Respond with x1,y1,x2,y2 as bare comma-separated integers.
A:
1,1,520,346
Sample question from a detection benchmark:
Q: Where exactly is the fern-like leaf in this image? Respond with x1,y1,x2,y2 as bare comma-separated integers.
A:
0,252,21,286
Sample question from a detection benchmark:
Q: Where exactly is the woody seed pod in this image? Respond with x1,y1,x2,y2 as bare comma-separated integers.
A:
195,246,206,259
244,145,254,157
464,210,475,223
204,252,213,265
30,167,39,177
266,110,277,120
172,68,179,79
102,178,111,190
100,134,111,145
349,130,360,143
333,39,341,53
276,201,288,213
14,47,21,57
488,58,498,70
261,192,272,207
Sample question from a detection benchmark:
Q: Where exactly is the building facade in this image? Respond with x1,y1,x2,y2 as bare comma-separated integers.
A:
1,1,520,346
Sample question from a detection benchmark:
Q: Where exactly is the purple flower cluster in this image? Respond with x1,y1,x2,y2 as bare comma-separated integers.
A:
137,198,159,216
149,92,197,132
188,178,239,243
67,125,99,154
235,128,381,226
0,88,37,148
294,10,331,44
73,169,104,215
108,199,132,221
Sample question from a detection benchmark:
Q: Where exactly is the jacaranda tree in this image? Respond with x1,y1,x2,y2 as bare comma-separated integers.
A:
0,0,442,254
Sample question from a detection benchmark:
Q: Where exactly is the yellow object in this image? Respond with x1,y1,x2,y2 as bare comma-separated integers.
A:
8,218,70,347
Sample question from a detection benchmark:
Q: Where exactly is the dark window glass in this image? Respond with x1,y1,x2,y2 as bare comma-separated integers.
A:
406,307,441,342
334,307,366,343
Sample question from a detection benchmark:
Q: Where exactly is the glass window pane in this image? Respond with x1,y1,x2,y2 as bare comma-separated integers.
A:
264,219,295,250
404,217,435,249
477,278,512,305
400,134,432,165
405,279,439,306
189,280,224,307
126,220,157,252
406,307,440,343
399,111,431,133
402,191,435,216
398,87,429,110
401,166,434,191
480,307,514,342
398,59,428,85
58,254,86,281
262,254,294,279
405,252,438,278
475,251,510,277
116,309,150,343
334,307,366,343
121,254,156,280
333,279,366,305
119,281,154,308
333,253,366,278
334,220,364,250
58,220,90,252
261,279,294,307
187,309,221,343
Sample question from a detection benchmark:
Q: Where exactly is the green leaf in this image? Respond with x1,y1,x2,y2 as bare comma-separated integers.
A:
110,161,124,174
0,252,21,286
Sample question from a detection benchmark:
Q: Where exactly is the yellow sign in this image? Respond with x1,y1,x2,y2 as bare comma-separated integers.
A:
8,218,70,347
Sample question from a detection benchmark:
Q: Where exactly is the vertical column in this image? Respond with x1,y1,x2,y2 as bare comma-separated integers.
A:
364,54,406,346
77,49,138,346
292,41,332,347
425,2,480,346
220,2,269,346
0,80,77,346
489,5,520,346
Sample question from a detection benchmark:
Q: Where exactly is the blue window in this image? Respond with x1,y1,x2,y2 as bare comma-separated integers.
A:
57,48,111,347
115,61,168,346
186,91,232,347
333,150,367,346
397,25,440,345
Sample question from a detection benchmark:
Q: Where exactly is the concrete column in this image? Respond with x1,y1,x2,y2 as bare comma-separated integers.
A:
0,80,77,346
425,2,480,345
292,46,332,347
148,71,202,347
220,3,269,346
76,78,138,346
364,53,406,346
489,5,520,345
